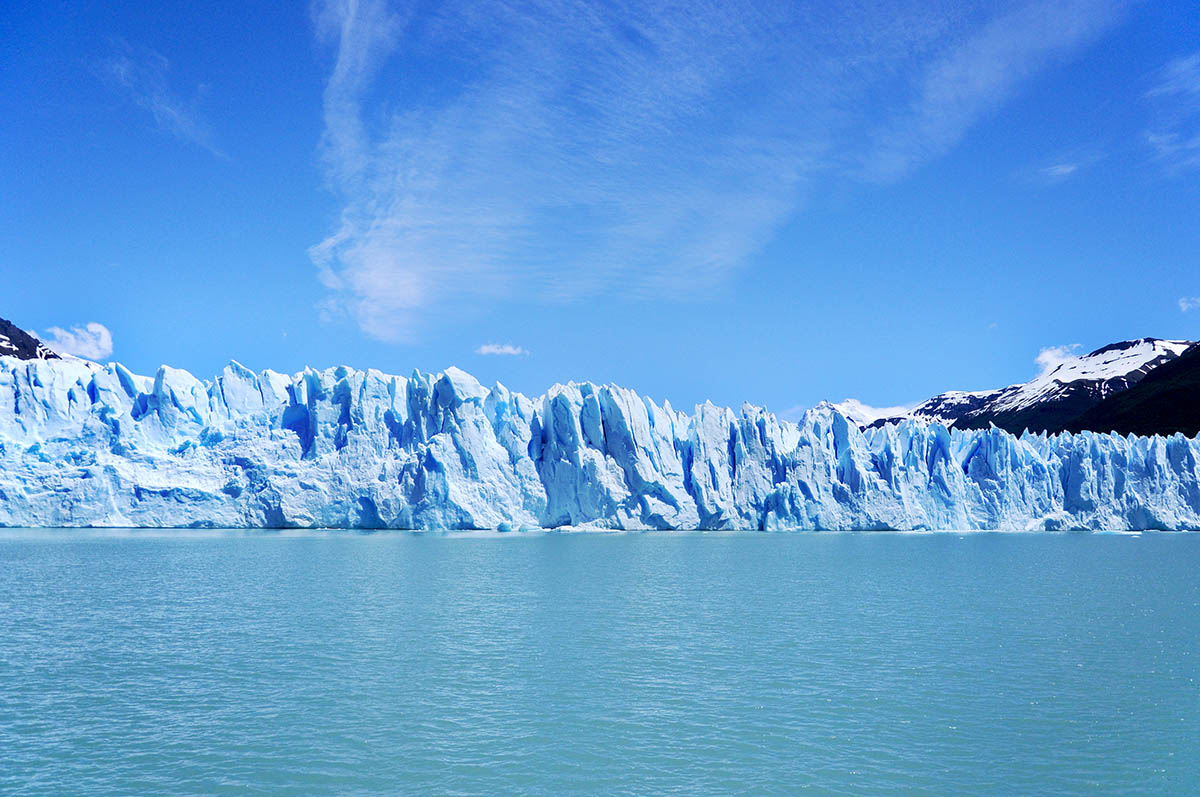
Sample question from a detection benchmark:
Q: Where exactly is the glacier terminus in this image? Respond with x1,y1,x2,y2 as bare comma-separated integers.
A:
1,356,1198,531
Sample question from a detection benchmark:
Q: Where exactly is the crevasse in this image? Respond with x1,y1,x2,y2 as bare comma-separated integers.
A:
1,357,1197,530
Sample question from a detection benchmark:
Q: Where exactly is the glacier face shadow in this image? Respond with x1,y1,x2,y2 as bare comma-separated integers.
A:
0,358,1198,531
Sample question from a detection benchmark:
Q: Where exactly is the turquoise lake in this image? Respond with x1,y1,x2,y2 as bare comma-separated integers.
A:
1,530,1196,794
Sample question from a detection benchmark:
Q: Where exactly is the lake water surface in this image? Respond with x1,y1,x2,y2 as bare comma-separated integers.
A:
1,530,1196,794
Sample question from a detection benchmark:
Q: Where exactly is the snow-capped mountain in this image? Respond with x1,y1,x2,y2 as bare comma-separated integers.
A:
868,338,1195,434
820,398,911,427
0,317,58,361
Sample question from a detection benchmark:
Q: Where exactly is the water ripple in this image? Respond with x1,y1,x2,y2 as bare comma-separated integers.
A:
0,531,1196,794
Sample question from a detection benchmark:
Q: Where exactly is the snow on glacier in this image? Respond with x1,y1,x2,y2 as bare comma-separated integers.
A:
0,355,1197,530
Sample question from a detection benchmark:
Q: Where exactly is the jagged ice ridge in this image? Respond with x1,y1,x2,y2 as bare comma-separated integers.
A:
1,357,1198,530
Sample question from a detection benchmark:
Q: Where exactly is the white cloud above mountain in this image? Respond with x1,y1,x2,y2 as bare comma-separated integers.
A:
38,323,114,360
1035,344,1081,376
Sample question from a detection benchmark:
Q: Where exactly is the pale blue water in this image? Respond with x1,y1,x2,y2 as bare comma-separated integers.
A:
0,531,1196,794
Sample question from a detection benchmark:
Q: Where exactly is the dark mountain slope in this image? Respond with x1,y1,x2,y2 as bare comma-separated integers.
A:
0,317,58,360
1063,344,1200,437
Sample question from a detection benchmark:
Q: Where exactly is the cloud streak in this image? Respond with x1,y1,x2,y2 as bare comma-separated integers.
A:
1180,297,1200,313
1041,163,1078,180
1148,53,1200,99
1145,52,1200,172
863,0,1125,181
101,41,224,158
311,0,1127,341
476,343,529,357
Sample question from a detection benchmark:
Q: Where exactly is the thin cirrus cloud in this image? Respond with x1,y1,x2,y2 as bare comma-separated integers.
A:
1179,297,1200,313
1145,52,1200,172
1042,163,1079,178
310,0,1128,343
1028,147,1107,184
99,41,225,158
861,0,1125,182
37,323,114,360
476,344,530,357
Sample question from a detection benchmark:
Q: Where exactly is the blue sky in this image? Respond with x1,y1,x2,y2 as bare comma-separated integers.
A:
2,0,1199,415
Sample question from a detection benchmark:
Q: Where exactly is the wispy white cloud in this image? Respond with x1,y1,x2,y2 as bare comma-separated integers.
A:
1026,145,1107,184
475,343,529,357
1035,343,1081,376
37,323,114,360
1148,53,1200,99
311,0,1128,341
1145,52,1200,172
100,41,224,158
1179,297,1200,312
1146,131,1200,170
1041,163,1079,179
863,0,1125,181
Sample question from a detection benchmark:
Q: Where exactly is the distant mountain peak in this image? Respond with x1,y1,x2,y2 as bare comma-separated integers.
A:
822,398,912,427
1085,337,1187,358
859,336,1197,435
0,317,59,361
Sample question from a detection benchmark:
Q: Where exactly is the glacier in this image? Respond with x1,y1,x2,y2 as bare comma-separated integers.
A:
0,356,1198,531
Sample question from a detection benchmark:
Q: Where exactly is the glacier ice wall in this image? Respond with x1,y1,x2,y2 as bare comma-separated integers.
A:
0,357,1197,530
